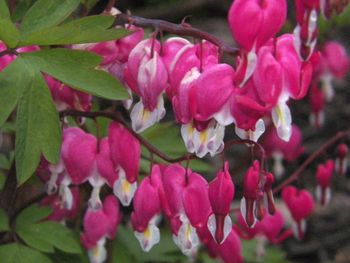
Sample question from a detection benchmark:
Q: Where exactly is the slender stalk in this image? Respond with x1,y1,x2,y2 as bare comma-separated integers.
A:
273,130,350,194
114,13,240,57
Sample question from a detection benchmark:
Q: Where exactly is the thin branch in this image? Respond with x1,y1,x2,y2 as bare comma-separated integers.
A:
114,13,240,57
273,130,350,194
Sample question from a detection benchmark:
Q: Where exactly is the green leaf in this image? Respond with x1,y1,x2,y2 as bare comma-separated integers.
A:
0,171,5,190
16,221,83,254
0,243,53,263
0,0,10,19
22,49,129,100
242,240,291,263
0,208,9,232
16,204,52,226
113,225,185,263
11,0,36,22
0,18,20,47
50,250,89,263
20,0,80,34
15,71,61,184
0,154,11,169
19,25,129,46
0,57,33,127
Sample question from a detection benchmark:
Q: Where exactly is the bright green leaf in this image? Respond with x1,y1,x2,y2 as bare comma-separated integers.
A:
20,0,80,34
0,208,9,232
0,243,53,263
15,72,61,184
16,204,52,226
22,49,129,100
0,57,33,127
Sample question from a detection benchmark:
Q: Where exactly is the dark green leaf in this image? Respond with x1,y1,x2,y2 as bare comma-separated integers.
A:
0,171,5,190
16,204,52,226
0,18,20,47
0,208,9,232
0,243,53,263
114,225,185,263
17,227,55,253
11,0,36,22
0,58,33,127
20,0,80,34
50,250,89,263
0,154,11,169
17,222,83,254
15,72,61,184
22,49,129,100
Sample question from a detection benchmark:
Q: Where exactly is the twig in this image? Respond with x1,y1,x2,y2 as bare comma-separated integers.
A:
273,130,350,194
114,13,240,57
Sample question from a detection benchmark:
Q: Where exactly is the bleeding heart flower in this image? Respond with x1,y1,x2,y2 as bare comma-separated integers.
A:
262,124,304,178
108,122,141,206
309,83,325,129
131,168,161,252
315,159,335,206
125,38,168,133
208,162,235,244
81,195,120,263
41,187,80,222
335,143,348,176
45,75,92,112
228,0,287,85
282,186,315,240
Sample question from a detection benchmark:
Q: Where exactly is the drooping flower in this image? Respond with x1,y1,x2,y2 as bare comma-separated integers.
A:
124,38,168,133
282,186,315,240
108,122,141,206
315,159,335,206
228,0,287,85
131,168,161,252
81,196,120,263
293,0,319,60
309,83,325,129
241,160,261,227
335,143,348,176
167,39,235,157
41,187,80,222
208,162,235,244
262,124,304,178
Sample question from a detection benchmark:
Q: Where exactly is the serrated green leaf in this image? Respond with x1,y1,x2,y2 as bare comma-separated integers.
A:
15,72,61,184
0,57,33,127
0,18,20,47
0,243,53,263
0,208,9,232
0,0,10,19
16,204,52,226
20,0,80,34
22,49,129,100
17,222,82,254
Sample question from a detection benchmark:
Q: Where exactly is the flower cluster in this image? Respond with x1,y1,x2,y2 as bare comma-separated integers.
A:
1,0,349,263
